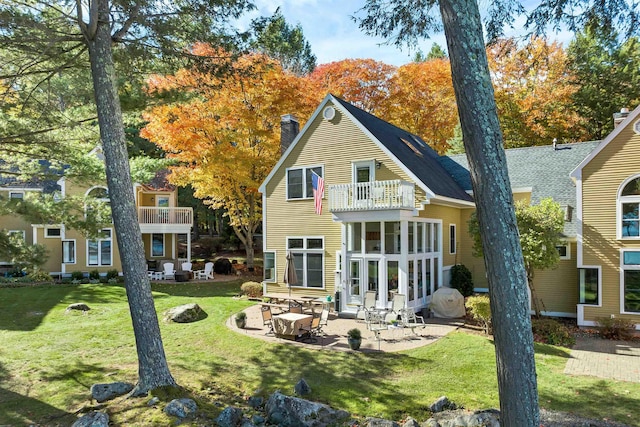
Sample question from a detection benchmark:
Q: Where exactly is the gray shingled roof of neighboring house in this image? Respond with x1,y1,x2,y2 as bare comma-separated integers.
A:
444,141,601,237
333,96,473,203
0,160,61,193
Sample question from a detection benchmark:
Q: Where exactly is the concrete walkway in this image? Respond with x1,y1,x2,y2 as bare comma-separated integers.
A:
564,336,640,382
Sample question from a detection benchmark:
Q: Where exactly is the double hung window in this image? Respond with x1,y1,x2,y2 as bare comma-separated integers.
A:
287,237,324,288
88,229,112,266
287,166,323,200
622,251,640,313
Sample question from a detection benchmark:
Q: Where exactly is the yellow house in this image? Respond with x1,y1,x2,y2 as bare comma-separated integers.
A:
260,94,637,329
571,106,640,328
1,157,193,277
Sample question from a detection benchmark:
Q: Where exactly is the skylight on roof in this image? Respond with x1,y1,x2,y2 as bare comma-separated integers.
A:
400,137,423,157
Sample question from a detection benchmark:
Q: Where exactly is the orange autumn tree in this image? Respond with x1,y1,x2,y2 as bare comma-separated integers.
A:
382,59,458,154
307,58,395,115
488,37,588,147
141,44,316,268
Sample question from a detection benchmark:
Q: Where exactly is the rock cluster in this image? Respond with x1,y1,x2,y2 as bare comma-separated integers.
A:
163,303,205,323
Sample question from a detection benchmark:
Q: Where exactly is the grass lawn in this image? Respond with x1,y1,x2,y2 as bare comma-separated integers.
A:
1,280,639,426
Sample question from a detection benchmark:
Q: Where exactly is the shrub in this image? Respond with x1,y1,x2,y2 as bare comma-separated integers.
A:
106,269,119,280
70,271,84,281
89,270,100,280
240,281,262,298
235,311,247,320
27,271,53,283
597,317,637,340
531,318,575,347
450,264,474,297
465,294,492,335
347,328,362,339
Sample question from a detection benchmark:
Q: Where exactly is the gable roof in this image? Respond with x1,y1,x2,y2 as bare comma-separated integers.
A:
571,105,640,180
259,94,473,205
446,141,600,237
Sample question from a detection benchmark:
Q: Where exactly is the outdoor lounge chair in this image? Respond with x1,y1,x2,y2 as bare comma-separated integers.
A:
181,261,193,272
399,307,426,335
261,305,274,335
195,262,214,280
356,290,377,319
317,308,329,336
300,315,321,343
162,262,176,280
385,293,406,323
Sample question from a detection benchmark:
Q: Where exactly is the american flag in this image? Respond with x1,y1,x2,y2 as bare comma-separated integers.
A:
311,171,324,215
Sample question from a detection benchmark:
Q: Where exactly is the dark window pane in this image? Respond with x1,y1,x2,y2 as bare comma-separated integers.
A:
622,178,640,196
624,270,640,313
287,169,303,199
307,253,323,287
307,238,323,249
579,268,598,305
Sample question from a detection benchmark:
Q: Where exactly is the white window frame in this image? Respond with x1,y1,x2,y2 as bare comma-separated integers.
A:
617,175,640,239
45,227,62,238
9,191,24,199
263,251,276,283
151,233,165,257
286,236,325,289
556,243,571,260
87,228,113,267
634,119,640,135
449,224,457,255
620,249,640,315
63,239,76,264
578,266,601,306
286,165,324,200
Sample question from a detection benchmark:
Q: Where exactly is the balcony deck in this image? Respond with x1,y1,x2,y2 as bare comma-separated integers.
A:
138,207,193,233
329,180,415,212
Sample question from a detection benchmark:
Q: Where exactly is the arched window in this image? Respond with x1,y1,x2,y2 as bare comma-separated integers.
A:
619,176,640,238
86,186,109,200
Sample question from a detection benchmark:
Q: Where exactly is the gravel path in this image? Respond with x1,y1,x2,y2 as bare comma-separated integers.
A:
540,409,633,426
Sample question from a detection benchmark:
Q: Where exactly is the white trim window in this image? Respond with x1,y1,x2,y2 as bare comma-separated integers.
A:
63,240,76,264
556,243,570,260
578,267,600,305
45,227,62,238
621,250,640,314
286,166,323,200
87,228,112,266
151,233,164,257
449,224,457,255
287,236,324,288
9,191,24,199
619,176,640,238
263,251,276,282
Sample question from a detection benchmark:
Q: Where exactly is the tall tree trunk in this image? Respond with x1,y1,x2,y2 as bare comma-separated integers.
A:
85,0,176,395
439,0,540,425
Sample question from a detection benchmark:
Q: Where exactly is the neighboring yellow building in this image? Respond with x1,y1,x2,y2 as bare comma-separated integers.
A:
572,106,640,328
260,94,637,329
0,154,193,277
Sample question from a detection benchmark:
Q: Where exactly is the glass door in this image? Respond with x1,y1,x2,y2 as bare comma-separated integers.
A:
157,195,170,223
353,161,374,206
347,259,363,305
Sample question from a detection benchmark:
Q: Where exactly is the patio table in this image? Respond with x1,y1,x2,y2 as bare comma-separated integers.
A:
272,312,312,340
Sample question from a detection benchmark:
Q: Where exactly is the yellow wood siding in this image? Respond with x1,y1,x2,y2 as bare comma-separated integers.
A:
420,204,462,267
581,123,640,323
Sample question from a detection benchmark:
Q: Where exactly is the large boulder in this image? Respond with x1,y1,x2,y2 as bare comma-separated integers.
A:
294,378,311,396
163,303,205,323
362,417,400,427
215,406,244,427
90,382,134,403
429,396,457,413
265,391,350,427
66,303,90,312
164,398,198,419
71,411,109,427
214,258,233,275
424,409,500,427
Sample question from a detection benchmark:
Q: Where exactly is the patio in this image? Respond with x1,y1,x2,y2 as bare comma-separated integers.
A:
228,303,463,352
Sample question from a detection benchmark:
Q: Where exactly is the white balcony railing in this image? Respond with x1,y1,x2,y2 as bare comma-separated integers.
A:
137,207,193,225
329,180,415,212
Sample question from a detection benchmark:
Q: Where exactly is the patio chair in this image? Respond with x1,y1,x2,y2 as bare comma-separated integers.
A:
399,307,426,335
195,262,214,280
261,305,274,335
356,290,377,320
385,293,406,323
289,302,303,314
181,261,193,272
162,262,176,280
300,316,321,343
317,308,330,336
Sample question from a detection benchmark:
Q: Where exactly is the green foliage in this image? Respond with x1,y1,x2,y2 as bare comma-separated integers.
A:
427,42,447,59
89,270,100,280
249,7,317,75
106,269,119,280
240,281,262,298
465,295,492,335
26,270,53,283
70,271,84,281
0,229,48,271
531,319,575,347
347,328,362,339
234,311,247,320
445,123,465,155
450,264,474,297
597,317,637,340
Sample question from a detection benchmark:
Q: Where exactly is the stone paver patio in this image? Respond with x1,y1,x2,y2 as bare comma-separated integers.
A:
564,336,640,382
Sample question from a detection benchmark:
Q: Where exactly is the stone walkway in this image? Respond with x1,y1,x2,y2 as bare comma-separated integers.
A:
564,336,640,382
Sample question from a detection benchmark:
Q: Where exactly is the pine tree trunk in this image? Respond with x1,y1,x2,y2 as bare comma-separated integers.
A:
86,0,176,395
439,0,540,424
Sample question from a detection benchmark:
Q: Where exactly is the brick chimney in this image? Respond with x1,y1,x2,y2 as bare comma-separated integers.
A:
280,114,299,155
614,108,630,128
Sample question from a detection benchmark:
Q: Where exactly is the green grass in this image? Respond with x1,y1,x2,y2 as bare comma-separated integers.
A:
1,281,639,426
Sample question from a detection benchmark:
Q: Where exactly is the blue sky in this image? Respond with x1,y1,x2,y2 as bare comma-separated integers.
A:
240,0,574,67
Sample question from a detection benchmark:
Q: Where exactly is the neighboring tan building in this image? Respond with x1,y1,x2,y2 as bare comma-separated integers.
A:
259,94,639,329
0,151,193,277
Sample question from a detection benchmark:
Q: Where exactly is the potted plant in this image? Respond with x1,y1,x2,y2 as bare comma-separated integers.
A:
235,311,247,329
347,328,362,350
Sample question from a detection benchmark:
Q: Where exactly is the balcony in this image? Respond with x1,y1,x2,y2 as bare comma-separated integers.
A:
137,207,193,233
329,180,415,212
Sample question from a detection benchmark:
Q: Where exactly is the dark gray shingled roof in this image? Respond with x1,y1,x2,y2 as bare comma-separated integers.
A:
333,96,473,203
0,160,62,193
445,141,601,237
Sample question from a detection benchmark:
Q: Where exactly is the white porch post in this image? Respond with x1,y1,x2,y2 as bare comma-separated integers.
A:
187,232,191,262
